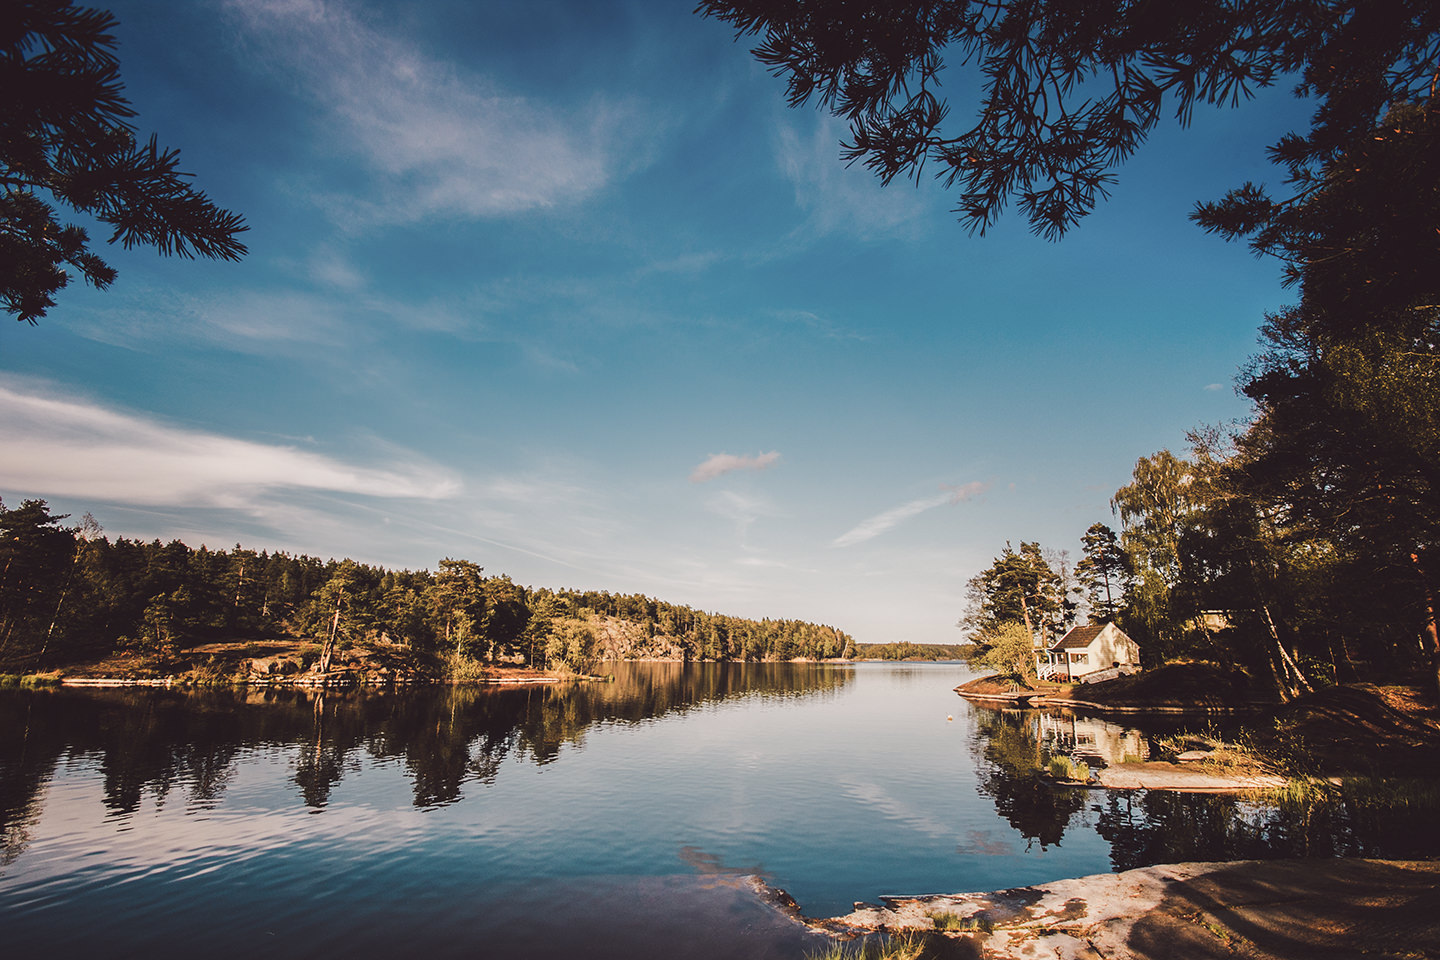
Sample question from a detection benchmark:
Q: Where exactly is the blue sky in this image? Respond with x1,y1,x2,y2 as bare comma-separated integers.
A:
2,0,1315,643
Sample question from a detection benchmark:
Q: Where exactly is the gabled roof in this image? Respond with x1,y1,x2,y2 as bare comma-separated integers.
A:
1051,624,1105,651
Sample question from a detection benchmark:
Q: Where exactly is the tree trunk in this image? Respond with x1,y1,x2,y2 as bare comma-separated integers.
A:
1019,594,1035,642
36,583,69,667
1328,629,1360,683
1248,555,1310,700
1256,596,1310,700
319,588,343,674
1411,553,1440,702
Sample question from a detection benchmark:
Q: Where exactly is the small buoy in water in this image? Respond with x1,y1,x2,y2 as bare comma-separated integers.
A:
946,715,953,722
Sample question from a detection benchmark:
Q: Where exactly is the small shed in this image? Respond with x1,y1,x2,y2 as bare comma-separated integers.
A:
1039,623,1141,682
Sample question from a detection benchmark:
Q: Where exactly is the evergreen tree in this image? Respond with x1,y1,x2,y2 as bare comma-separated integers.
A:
0,498,76,665
961,541,1073,646
699,0,1440,240
4,1,247,323
1075,522,1129,623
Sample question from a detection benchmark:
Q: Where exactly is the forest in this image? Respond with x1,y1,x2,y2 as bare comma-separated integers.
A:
0,497,856,678
855,642,976,661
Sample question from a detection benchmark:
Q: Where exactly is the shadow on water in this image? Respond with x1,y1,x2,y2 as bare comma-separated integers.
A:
967,704,1440,868
0,662,850,861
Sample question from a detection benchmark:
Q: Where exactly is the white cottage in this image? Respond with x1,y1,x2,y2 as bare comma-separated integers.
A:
1039,623,1141,683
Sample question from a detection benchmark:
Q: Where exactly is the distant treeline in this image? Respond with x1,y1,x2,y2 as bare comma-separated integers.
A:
0,498,856,673
856,642,977,661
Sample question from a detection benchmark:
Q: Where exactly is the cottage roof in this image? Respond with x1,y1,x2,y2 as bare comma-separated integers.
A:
1051,624,1105,651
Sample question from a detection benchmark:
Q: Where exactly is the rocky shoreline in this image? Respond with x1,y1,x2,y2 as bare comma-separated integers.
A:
954,669,1274,716
760,858,1440,959
53,672,570,688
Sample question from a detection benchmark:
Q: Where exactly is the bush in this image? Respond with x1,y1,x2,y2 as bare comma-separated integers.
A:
444,652,489,683
974,622,1038,680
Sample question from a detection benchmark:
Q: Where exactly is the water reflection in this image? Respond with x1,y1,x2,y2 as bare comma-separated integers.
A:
969,708,1085,849
967,704,1440,867
0,662,851,861
1036,713,1148,767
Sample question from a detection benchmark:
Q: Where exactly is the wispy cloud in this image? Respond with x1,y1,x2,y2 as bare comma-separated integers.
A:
704,489,780,537
690,451,781,483
69,282,473,354
226,0,648,225
775,116,926,241
0,378,459,509
774,308,867,342
832,481,987,548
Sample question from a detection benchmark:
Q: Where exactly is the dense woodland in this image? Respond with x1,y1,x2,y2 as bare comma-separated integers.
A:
0,498,856,676
855,642,976,661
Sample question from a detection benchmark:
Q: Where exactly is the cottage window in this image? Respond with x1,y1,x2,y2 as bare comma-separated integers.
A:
1072,653,1088,665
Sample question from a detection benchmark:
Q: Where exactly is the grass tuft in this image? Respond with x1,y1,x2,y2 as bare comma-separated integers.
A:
929,909,993,933
1261,775,1440,809
807,933,934,960
1047,755,1091,783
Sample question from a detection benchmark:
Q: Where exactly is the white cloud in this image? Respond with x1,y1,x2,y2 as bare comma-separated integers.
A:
775,116,927,240
689,451,781,483
0,378,459,509
307,248,367,291
832,481,987,548
226,0,645,224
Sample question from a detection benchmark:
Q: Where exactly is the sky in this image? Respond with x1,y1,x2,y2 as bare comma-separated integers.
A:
2,0,1318,644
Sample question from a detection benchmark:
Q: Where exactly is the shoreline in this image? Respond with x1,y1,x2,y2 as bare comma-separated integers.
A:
763,858,1440,958
952,669,1440,791
954,670,1276,716
12,655,900,689
957,688,1272,715
50,675,571,688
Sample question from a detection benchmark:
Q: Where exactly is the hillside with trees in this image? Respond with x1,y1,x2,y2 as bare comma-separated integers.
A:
854,641,977,661
0,498,855,679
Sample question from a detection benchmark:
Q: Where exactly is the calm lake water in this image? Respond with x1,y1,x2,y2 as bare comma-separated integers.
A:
2,662,1436,958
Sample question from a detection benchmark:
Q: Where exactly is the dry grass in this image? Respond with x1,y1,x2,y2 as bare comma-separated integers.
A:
807,933,934,960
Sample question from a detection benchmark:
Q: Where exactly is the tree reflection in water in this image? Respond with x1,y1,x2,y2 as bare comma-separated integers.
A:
0,662,852,859
969,707,1084,849
293,693,352,808
968,705,1440,868
1096,785,1440,869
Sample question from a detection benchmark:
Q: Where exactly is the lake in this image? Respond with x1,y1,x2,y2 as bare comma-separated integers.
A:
2,662,1435,958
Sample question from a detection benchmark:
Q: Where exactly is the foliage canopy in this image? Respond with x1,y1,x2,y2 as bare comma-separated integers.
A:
698,0,1440,238
2,1,247,323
